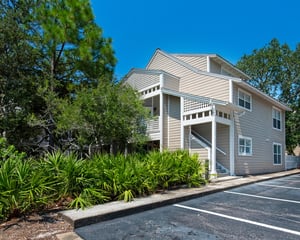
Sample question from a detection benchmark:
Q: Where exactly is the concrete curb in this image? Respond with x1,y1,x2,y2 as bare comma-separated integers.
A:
58,169,300,232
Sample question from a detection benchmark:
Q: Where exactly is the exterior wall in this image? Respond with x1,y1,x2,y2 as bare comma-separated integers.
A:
168,95,181,151
173,55,207,71
192,123,230,170
210,59,221,74
147,52,230,102
163,74,179,91
232,83,286,175
190,140,209,160
125,72,160,91
162,94,168,149
216,124,230,170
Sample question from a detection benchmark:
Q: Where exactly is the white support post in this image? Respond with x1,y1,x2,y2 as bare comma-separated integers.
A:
229,79,233,103
229,112,235,175
211,105,217,175
159,74,164,152
180,97,184,149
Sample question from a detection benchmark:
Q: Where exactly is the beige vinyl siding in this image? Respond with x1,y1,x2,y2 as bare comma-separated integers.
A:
216,124,230,170
190,140,209,160
162,94,168,149
168,96,181,151
125,72,160,91
192,123,230,169
173,56,207,71
180,73,229,101
147,51,229,102
233,84,285,175
163,74,180,91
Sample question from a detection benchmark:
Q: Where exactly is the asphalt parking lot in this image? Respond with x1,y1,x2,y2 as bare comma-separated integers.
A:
75,174,300,240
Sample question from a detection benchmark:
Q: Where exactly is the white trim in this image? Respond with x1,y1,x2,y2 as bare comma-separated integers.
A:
167,95,170,148
139,83,160,93
183,116,213,126
238,88,252,112
211,105,217,174
273,142,282,165
272,107,282,131
206,56,210,72
189,126,191,154
229,79,233,103
238,135,253,156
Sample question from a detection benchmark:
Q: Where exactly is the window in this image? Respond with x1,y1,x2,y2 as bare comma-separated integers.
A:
273,143,282,165
238,89,251,110
272,108,281,130
238,136,252,156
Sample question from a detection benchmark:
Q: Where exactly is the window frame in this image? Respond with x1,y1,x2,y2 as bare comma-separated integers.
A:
238,135,253,156
272,107,282,131
273,142,282,165
238,89,252,111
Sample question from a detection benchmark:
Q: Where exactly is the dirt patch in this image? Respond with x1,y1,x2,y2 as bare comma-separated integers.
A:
0,211,72,240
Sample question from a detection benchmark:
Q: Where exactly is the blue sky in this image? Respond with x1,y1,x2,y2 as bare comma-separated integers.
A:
90,0,300,80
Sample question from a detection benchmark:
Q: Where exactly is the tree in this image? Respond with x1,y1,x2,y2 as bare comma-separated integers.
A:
31,0,116,152
237,38,300,154
56,82,149,155
0,0,116,153
0,0,43,152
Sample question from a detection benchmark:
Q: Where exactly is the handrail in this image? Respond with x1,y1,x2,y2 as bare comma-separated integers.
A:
191,130,226,156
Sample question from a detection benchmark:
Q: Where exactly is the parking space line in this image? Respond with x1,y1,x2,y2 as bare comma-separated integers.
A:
274,179,300,182
224,191,300,204
257,183,300,190
174,204,300,237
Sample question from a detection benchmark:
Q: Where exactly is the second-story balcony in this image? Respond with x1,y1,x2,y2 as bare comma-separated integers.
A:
146,117,160,140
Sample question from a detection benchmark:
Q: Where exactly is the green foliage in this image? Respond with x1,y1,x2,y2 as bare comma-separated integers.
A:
0,139,51,220
0,139,206,220
237,38,300,153
56,82,149,154
0,0,116,153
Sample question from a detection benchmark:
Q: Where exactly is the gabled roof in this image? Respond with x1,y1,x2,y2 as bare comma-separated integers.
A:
146,49,291,111
172,53,251,80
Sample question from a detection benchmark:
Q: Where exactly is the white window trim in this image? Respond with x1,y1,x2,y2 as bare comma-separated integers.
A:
273,142,282,165
272,107,282,131
238,88,252,112
238,135,252,156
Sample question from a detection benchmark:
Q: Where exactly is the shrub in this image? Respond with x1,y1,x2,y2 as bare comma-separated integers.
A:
0,138,51,220
0,143,206,219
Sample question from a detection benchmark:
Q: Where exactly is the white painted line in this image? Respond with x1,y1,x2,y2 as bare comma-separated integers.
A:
224,191,300,204
274,179,300,183
174,204,300,237
257,183,300,190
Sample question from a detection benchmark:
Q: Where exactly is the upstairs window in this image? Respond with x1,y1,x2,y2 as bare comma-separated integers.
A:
238,89,252,111
272,108,281,130
238,136,252,156
273,143,282,165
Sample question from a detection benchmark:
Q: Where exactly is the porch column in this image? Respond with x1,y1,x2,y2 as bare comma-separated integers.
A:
180,97,184,149
211,105,217,175
229,116,235,175
159,74,164,152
